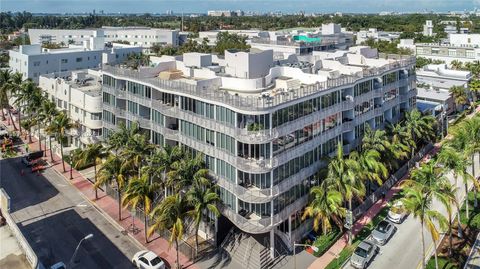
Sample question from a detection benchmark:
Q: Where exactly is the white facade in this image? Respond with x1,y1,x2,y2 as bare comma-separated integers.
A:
416,64,472,114
9,42,142,83
423,20,434,37
224,49,274,79
39,69,103,148
356,28,401,44
28,27,179,48
100,47,417,253
412,34,480,65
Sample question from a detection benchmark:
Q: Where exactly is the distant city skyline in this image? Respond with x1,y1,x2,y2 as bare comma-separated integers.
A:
2,0,480,14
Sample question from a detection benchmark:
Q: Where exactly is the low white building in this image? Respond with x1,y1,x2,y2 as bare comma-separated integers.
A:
39,69,103,149
28,27,179,49
423,20,434,37
9,38,142,83
416,64,472,114
356,28,401,44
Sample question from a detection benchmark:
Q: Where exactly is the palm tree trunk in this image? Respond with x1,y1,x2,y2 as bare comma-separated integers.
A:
421,220,426,269
18,109,22,135
448,213,453,256
348,198,353,245
60,139,66,172
28,127,32,143
195,225,199,257
144,204,149,243
433,239,438,269
117,183,122,221
37,121,41,153
175,238,180,269
457,209,463,238
49,136,54,163
8,110,17,130
466,183,470,219
1,108,5,121
94,164,98,200
472,154,478,208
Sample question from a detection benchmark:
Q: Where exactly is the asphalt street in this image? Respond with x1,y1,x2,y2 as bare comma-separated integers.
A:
0,156,143,269
344,153,479,269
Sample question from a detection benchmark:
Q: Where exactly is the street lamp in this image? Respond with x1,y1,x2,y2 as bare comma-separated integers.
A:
68,233,93,268
293,242,319,269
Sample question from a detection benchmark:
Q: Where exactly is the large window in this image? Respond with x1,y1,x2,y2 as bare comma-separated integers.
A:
216,159,236,183
355,100,373,116
216,132,235,154
383,72,398,86
219,187,236,211
354,80,372,97
273,178,311,214
238,171,271,189
216,106,236,126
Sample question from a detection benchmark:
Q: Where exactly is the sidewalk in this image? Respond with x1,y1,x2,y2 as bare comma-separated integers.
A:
308,143,441,269
309,106,480,269
11,133,199,269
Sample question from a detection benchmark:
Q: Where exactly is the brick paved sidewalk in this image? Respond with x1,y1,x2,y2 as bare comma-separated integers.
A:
11,133,199,269
308,143,441,269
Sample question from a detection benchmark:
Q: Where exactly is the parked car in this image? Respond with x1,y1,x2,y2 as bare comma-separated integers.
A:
132,251,165,269
21,150,44,167
350,240,379,269
387,200,408,224
371,220,395,245
50,262,66,269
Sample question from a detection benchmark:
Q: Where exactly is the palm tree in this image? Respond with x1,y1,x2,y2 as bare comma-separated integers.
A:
186,184,220,255
15,80,38,140
451,60,463,70
28,89,46,151
96,154,128,220
437,146,475,219
351,149,388,194
75,142,108,199
148,194,189,269
40,100,59,162
460,116,480,207
470,79,480,104
21,118,35,143
402,185,448,269
449,85,469,111
404,109,436,158
141,146,184,195
302,182,346,235
436,181,459,256
122,172,161,243
0,69,12,121
325,142,363,245
45,111,76,172
385,123,411,171
361,124,390,155
167,153,209,192
8,72,23,132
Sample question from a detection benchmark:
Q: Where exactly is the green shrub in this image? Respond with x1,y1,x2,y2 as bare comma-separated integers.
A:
312,228,342,257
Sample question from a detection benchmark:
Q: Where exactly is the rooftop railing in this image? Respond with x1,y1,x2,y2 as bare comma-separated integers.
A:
103,56,415,111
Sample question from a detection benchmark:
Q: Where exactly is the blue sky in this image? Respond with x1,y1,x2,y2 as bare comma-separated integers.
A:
1,0,478,14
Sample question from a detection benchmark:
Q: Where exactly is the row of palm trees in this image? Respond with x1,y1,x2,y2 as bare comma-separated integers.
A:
76,123,220,269
404,115,480,269
0,70,77,172
303,109,437,244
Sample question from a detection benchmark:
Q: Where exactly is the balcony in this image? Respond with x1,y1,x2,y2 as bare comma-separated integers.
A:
220,195,308,234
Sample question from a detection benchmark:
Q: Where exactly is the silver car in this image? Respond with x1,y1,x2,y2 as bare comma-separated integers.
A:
350,240,379,269
371,220,395,245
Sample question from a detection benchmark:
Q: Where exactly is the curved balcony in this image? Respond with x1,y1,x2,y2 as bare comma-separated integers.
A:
272,125,343,167
151,122,178,141
220,195,308,234
216,176,273,204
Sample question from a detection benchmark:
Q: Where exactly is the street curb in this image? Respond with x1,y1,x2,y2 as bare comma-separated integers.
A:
48,165,147,252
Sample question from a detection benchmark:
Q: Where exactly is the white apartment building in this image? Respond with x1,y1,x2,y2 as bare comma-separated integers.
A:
410,34,480,65
250,24,354,56
9,37,142,83
356,28,401,44
100,46,416,262
416,64,472,115
39,69,103,149
28,27,179,48
423,20,434,37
